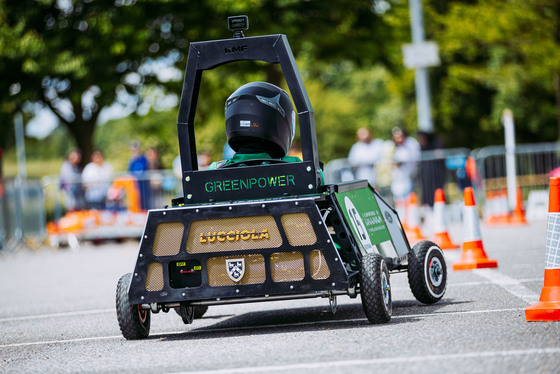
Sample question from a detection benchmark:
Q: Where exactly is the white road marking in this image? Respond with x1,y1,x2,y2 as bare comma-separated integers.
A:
473,268,540,304
171,347,560,374
0,307,523,348
0,308,115,323
0,335,124,348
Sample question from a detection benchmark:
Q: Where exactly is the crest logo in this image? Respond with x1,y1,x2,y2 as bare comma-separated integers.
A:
226,258,245,282
384,210,393,224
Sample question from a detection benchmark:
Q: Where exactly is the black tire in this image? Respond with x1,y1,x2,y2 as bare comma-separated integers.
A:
359,253,392,324
116,273,150,340
194,305,209,319
408,240,447,304
174,305,208,320
179,302,194,324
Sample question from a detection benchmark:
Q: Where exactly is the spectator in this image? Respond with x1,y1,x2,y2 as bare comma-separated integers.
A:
287,143,302,160
197,152,212,170
82,150,113,210
389,127,421,202
59,149,85,212
127,141,148,173
146,147,164,209
347,127,384,186
127,141,150,210
417,131,446,207
145,147,161,171
172,150,211,179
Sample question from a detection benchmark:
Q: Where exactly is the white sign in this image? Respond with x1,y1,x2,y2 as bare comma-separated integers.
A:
402,41,440,69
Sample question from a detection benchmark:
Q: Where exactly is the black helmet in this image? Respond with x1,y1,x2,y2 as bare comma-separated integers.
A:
225,82,295,158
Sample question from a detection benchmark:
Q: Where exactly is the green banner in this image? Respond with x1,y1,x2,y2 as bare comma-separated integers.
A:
335,187,392,253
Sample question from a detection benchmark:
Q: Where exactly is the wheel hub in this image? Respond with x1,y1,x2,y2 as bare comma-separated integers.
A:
137,306,148,324
381,272,390,305
429,257,443,287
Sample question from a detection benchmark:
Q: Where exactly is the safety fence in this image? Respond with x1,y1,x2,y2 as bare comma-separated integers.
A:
0,177,46,251
2,142,559,251
472,142,560,222
38,170,181,249
324,142,560,223
324,147,472,206
42,169,181,222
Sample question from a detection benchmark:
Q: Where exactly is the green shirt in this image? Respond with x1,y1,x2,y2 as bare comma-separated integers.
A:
208,153,302,169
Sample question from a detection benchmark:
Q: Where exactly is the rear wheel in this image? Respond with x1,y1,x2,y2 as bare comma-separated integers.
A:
116,273,150,340
359,253,391,324
179,302,194,324
174,305,208,320
408,240,447,304
194,305,209,319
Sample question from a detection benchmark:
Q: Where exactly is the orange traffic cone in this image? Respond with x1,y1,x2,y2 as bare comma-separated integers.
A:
453,187,498,271
525,177,560,321
404,192,426,243
510,187,528,225
484,190,499,225
431,188,459,250
485,189,510,225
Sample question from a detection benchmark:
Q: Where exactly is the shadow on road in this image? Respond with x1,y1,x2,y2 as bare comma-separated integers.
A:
152,297,468,342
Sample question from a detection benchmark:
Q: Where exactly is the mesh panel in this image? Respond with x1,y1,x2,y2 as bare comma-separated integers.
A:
145,262,164,291
207,254,265,286
187,216,282,253
153,222,184,256
309,250,330,280
281,213,317,246
270,251,305,282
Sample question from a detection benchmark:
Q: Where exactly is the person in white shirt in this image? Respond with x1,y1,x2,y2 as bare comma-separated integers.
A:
347,127,385,186
59,149,85,212
82,150,113,210
389,127,421,201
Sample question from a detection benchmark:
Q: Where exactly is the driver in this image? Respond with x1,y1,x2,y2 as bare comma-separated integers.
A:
210,81,301,168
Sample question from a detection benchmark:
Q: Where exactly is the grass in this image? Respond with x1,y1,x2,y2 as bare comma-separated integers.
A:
2,158,63,179
2,158,127,179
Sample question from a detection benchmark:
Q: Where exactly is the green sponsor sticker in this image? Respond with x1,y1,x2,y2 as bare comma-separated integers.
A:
335,188,392,252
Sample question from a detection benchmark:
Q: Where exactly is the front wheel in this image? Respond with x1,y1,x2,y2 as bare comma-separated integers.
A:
116,273,150,340
408,240,447,304
359,253,392,324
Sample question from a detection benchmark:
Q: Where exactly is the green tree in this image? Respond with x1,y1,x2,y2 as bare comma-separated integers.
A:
0,0,204,164
0,0,405,165
429,0,560,145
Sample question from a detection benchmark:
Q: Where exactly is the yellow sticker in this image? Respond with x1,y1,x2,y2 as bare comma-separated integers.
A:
193,266,202,271
176,262,186,267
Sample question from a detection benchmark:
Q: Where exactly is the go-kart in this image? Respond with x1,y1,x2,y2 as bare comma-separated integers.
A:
116,16,447,339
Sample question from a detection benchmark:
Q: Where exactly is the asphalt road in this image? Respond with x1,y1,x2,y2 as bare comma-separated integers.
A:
1,218,559,373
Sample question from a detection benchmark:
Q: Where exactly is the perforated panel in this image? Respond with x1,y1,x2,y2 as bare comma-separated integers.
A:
153,222,184,256
310,250,330,280
145,262,164,291
270,251,305,282
207,254,266,287
281,213,317,246
187,216,282,253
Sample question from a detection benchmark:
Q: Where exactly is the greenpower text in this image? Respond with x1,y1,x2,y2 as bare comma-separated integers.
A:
205,175,296,193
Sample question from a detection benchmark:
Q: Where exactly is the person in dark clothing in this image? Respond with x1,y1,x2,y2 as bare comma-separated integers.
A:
417,131,447,207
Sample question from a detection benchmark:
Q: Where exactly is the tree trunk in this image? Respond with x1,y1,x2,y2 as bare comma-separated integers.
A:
64,119,96,169
554,73,560,141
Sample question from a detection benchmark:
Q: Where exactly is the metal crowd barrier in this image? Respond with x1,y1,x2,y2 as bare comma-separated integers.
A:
0,177,46,251
323,147,471,206
471,141,560,221
42,170,181,218
324,142,560,223
42,170,182,247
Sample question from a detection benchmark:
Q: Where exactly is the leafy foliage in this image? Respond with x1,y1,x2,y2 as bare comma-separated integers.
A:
2,0,560,177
